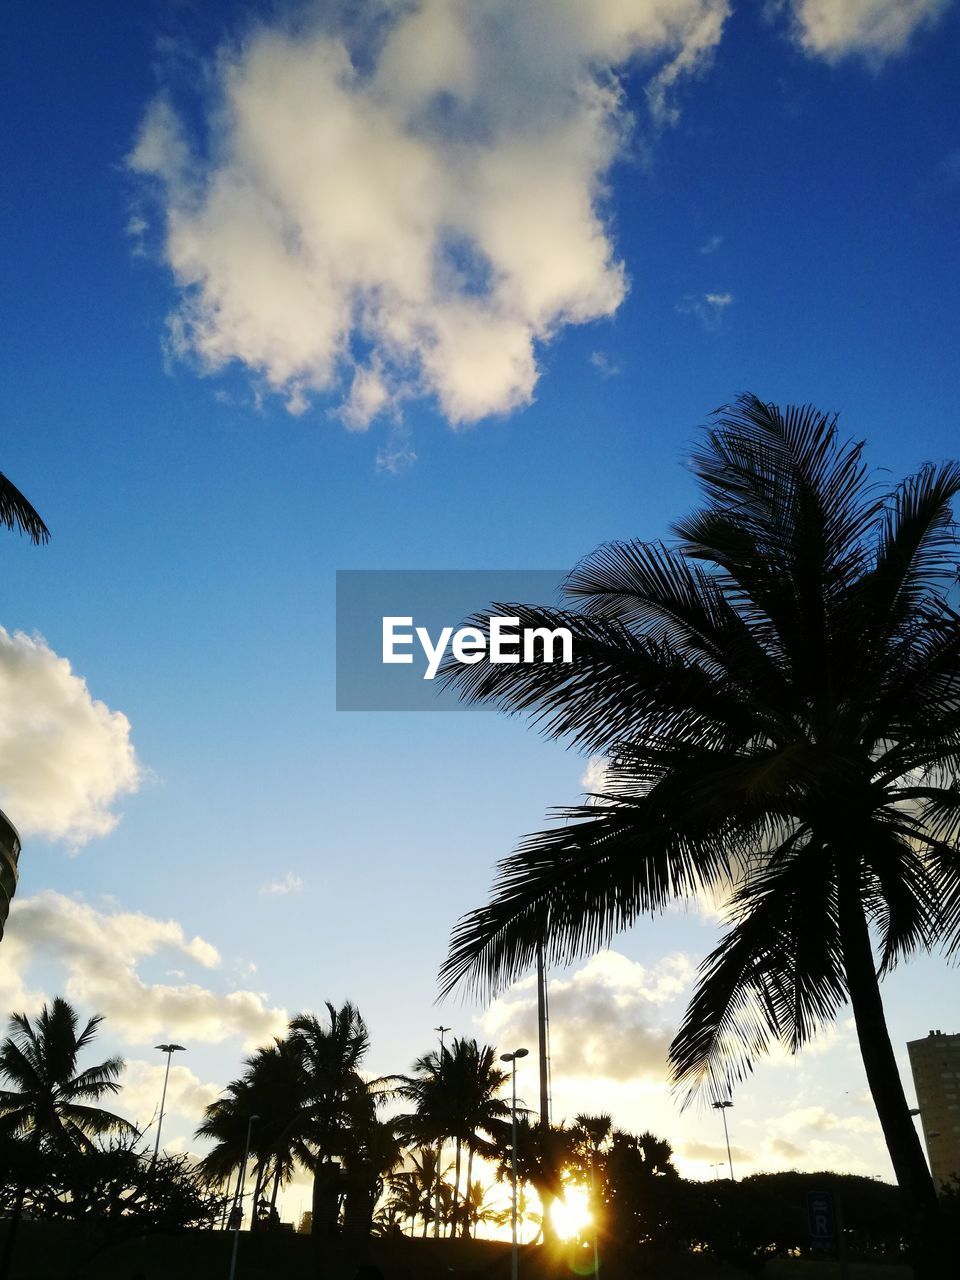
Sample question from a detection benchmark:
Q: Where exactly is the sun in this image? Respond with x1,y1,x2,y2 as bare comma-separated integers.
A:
550,1184,593,1241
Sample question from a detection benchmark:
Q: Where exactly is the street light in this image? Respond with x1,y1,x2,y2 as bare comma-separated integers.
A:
434,1026,451,1241
151,1042,186,1170
500,1047,528,1280
228,1113,259,1280
712,1100,735,1181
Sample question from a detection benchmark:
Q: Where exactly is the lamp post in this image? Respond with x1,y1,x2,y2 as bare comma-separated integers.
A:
500,1047,528,1280
433,1025,450,1241
712,1100,734,1181
228,1113,259,1280
151,1042,186,1170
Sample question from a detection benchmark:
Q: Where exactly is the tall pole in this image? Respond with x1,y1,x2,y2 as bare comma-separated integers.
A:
590,1150,600,1280
500,1047,528,1280
536,943,549,1130
713,1100,734,1181
151,1042,185,1171
228,1113,258,1280
434,1025,450,1241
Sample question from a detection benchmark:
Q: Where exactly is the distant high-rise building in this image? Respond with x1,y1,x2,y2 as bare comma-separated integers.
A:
907,1030,960,1191
0,809,20,941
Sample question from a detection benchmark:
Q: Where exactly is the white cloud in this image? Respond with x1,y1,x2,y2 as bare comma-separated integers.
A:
478,949,694,1082
0,892,286,1048
0,629,142,846
580,755,611,794
789,0,949,62
675,290,733,330
258,871,304,897
699,233,723,254
129,0,730,429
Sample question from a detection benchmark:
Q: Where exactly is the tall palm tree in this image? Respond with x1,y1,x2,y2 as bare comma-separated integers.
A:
397,1037,509,1237
438,396,960,1273
0,997,134,1276
491,1114,572,1248
288,1002,377,1243
197,1036,305,1227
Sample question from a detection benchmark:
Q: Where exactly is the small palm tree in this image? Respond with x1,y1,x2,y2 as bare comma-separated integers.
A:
439,397,960,1274
0,997,134,1276
0,997,133,1152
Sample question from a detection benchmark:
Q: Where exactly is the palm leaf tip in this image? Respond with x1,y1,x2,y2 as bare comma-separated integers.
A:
0,472,49,544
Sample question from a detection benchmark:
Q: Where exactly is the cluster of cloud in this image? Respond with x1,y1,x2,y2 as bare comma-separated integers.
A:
127,1,951,437
0,629,142,846
0,892,286,1047
789,0,950,62
479,949,694,1082
119,1058,223,1134
129,0,731,428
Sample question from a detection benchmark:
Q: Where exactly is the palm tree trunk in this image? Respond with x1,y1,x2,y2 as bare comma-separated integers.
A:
450,1137,462,1238
461,1145,474,1238
838,876,943,1275
250,1160,265,1232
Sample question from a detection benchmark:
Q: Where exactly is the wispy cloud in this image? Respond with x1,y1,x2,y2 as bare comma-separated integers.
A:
589,351,621,378
787,0,950,64
258,871,304,897
675,291,734,331
699,232,724,254
129,1,731,429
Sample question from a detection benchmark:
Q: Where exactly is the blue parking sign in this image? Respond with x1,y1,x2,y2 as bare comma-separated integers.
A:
807,1190,837,1247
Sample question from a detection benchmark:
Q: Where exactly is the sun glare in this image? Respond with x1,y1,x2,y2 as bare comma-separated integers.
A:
550,1185,593,1241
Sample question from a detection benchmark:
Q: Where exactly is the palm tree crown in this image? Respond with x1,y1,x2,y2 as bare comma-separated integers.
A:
0,997,134,1154
438,396,960,1257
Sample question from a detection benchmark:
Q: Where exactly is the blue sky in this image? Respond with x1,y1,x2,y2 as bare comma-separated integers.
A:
1,0,959,1195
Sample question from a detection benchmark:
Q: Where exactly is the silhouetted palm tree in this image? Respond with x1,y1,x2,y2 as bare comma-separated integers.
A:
0,997,134,1275
388,1147,452,1236
288,1002,377,1243
439,396,960,1271
197,1036,304,1228
397,1037,509,1237
491,1114,572,1247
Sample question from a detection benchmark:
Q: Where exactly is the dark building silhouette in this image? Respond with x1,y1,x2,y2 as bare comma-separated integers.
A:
0,808,20,940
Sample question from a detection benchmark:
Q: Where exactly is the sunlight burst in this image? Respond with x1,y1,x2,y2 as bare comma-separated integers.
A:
550,1185,593,1241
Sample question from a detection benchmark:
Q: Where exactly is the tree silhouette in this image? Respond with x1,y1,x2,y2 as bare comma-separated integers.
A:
0,997,134,1276
397,1037,509,1237
439,396,960,1274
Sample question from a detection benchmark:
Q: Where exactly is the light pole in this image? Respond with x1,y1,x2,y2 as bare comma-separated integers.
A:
434,1025,450,1241
151,1042,186,1170
500,1047,528,1280
712,1100,734,1181
228,1113,259,1280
